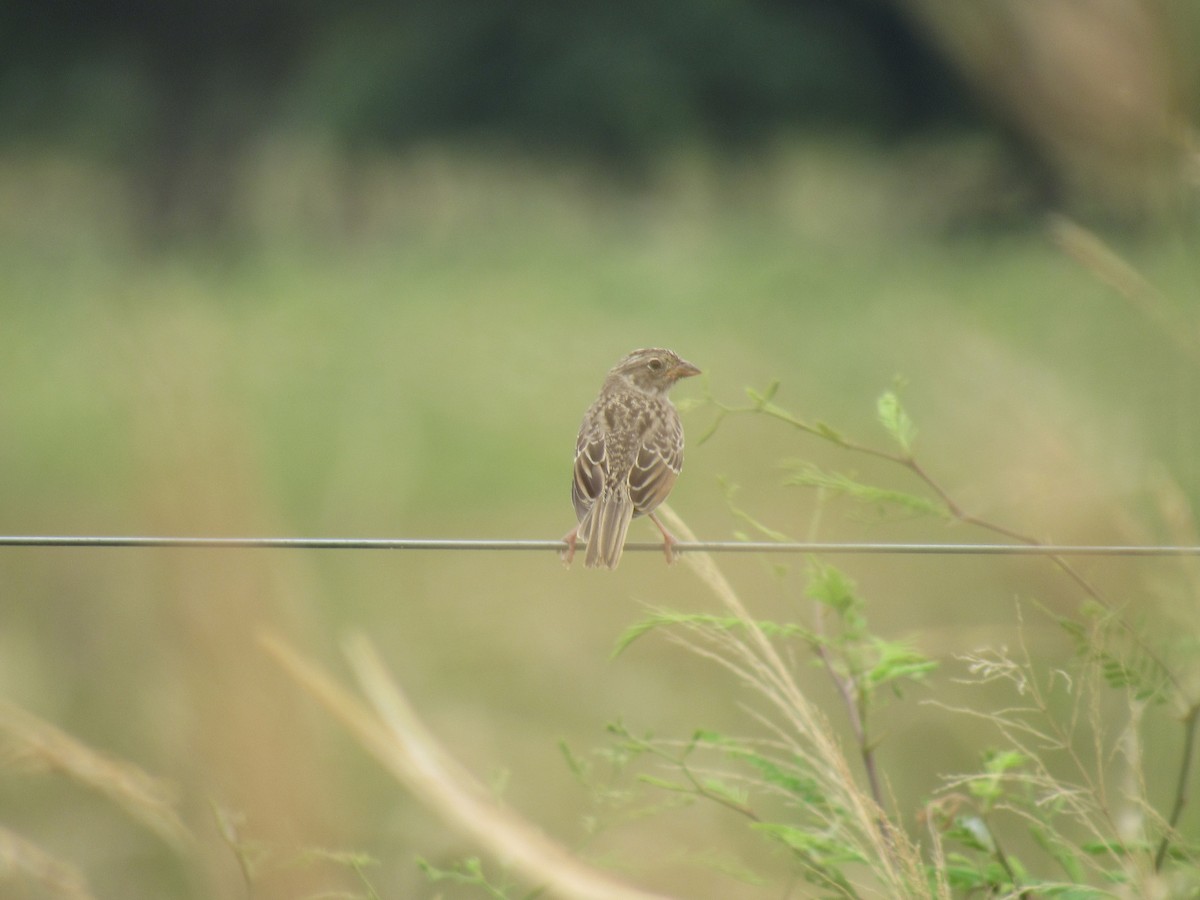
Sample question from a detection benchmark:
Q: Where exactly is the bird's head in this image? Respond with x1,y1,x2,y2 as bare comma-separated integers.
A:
608,348,701,395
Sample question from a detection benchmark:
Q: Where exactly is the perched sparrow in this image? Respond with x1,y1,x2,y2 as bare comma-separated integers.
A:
562,348,701,569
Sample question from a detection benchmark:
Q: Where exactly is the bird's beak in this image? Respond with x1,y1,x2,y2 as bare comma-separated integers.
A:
669,359,702,380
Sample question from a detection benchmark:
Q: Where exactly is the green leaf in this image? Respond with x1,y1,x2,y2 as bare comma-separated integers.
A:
965,750,1027,808
740,387,819,434
416,857,512,899
558,739,589,780
720,477,792,542
1056,616,1088,642
865,637,938,691
1030,885,1117,899
688,733,832,810
637,774,692,794
610,616,668,656
612,611,817,658
876,388,917,454
691,728,731,746
700,777,749,807
1080,840,1136,858
984,750,1028,775
752,822,866,866
1056,611,1172,704
942,857,989,891
1029,822,1086,884
744,385,771,409
805,560,857,614
732,510,792,543
805,561,865,637
945,816,996,853
813,420,848,444
731,751,828,807
783,461,950,519
967,776,1004,806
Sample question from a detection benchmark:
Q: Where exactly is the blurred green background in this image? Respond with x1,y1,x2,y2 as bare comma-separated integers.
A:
2,1,1200,897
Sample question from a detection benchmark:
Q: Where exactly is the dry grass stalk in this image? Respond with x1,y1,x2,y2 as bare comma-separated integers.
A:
261,633,675,900
1050,214,1200,363
0,700,192,851
0,825,95,900
658,504,938,898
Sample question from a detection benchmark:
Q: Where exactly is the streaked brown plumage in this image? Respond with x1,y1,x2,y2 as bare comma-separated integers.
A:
561,348,701,569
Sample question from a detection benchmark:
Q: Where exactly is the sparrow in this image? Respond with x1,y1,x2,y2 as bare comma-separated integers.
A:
562,348,700,569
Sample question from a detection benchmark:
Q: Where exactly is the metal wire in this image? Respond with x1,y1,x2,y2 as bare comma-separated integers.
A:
2,535,1200,556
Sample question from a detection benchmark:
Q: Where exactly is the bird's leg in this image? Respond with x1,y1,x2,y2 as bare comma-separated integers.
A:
560,525,579,567
647,512,680,565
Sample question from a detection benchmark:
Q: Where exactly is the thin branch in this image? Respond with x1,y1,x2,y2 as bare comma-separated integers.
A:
814,643,884,806
708,394,1189,700
609,729,762,823
1155,701,1200,871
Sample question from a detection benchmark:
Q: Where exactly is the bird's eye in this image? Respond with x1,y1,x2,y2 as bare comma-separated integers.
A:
647,358,664,371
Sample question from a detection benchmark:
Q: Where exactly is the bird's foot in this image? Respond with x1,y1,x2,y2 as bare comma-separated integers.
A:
560,526,579,567
648,512,680,565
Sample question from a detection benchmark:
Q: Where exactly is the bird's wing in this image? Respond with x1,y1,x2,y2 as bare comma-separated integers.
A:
571,425,606,522
628,415,682,516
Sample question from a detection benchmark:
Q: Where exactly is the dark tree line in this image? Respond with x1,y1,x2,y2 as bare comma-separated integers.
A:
0,0,974,237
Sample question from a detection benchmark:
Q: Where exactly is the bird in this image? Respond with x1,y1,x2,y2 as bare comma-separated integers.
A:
561,348,701,569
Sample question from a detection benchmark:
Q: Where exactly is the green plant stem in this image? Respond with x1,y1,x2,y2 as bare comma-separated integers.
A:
985,823,1034,899
615,729,761,823
811,638,894,852
814,641,880,803
1155,701,1200,871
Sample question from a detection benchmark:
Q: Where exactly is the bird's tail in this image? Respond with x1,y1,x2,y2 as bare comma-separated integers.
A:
580,489,634,569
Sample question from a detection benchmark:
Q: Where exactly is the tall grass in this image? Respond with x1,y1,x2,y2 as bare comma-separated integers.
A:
2,143,1198,897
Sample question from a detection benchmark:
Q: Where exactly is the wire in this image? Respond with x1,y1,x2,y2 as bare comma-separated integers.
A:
1,536,1200,556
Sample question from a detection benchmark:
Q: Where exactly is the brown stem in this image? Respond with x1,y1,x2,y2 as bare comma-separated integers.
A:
811,615,894,851
985,817,1036,899
1156,702,1200,871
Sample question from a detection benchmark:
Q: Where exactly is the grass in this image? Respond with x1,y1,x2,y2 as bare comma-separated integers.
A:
1,138,1199,897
